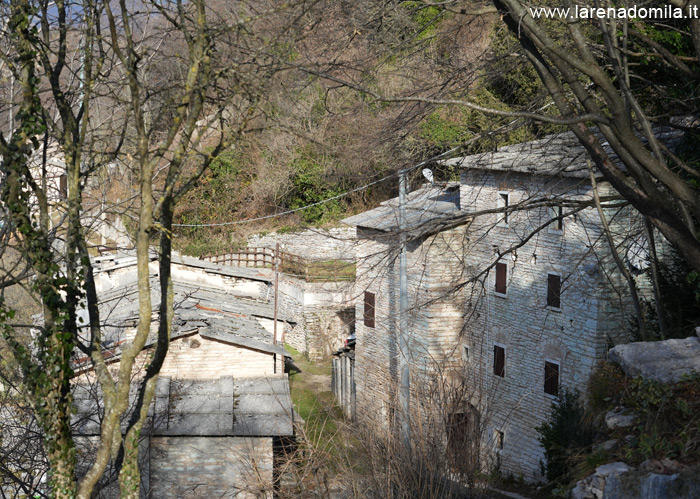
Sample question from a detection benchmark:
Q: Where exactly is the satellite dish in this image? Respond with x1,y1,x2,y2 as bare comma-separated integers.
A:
422,168,434,184
626,235,650,274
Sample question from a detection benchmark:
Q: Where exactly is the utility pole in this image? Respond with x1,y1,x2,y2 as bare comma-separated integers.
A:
272,243,280,373
398,168,410,449
274,242,280,345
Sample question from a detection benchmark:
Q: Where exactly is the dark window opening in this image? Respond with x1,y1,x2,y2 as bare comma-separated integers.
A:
363,291,375,328
499,192,509,224
545,361,560,396
495,262,507,295
59,174,67,199
447,406,480,473
547,274,561,309
493,345,505,377
551,205,563,231
494,430,504,450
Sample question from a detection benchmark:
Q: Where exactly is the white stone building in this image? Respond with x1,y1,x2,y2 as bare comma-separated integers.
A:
342,133,648,481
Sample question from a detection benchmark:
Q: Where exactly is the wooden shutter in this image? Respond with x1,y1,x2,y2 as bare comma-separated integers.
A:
495,262,507,294
547,274,561,308
364,291,375,328
59,174,68,199
493,345,505,377
544,361,559,396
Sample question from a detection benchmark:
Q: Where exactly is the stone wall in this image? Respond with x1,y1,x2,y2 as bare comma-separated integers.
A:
304,307,355,361
149,436,273,498
248,227,357,261
275,276,355,359
159,333,283,378
454,170,635,479
353,231,400,428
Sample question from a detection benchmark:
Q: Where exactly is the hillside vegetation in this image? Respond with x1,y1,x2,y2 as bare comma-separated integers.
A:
172,1,563,256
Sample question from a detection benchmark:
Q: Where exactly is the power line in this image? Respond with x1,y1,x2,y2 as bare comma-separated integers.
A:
172,145,465,228
172,171,396,227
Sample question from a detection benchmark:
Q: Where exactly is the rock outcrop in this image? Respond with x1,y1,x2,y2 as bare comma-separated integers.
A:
572,464,700,499
608,337,700,383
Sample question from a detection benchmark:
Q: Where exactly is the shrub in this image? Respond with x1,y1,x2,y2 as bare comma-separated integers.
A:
287,148,346,224
536,389,596,483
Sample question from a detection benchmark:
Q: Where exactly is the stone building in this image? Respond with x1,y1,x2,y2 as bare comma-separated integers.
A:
72,252,295,498
342,133,649,481
24,145,131,249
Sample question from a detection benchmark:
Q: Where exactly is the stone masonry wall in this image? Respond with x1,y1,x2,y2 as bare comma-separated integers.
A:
159,333,282,378
248,227,357,261
275,275,355,358
149,436,273,498
304,307,354,361
353,230,400,428
455,170,633,480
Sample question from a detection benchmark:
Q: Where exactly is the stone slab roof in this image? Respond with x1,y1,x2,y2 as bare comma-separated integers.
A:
95,279,288,358
72,376,295,437
98,276,294,323
82,251,293,362
342,183,461,233
441,128,683,178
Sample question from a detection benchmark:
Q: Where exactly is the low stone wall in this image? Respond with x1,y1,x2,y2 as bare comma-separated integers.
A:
149,436,273,498
248,227,357,261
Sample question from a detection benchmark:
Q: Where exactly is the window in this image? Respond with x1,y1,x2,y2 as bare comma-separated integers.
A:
550,205,563,231
495,262,507,295
494,430,504,450
463,345,470,363
547,273,561,309
498,192,510,224
493,345,505,377
363,291,375,328
544,361,560,396
59,174,67,199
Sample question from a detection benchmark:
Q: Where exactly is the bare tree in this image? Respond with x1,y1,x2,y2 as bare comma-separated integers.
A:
0,0,319,496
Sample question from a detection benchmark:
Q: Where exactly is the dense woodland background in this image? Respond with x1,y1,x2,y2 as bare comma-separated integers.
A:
171,1,566,255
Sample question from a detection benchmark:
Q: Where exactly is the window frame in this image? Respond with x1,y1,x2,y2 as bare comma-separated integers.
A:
363,291,376,328
494,262,507,297
544,359,560,398
546,272,562,310
493,343,506,378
